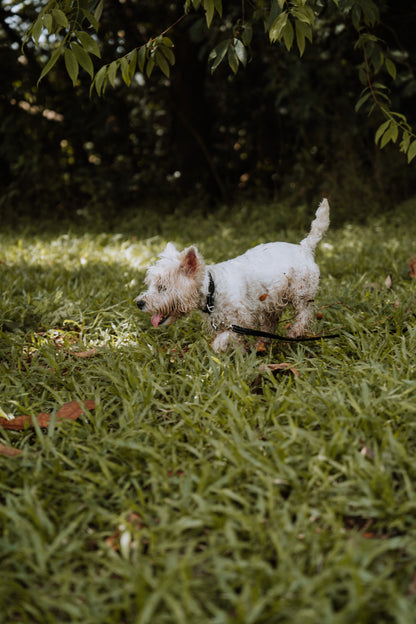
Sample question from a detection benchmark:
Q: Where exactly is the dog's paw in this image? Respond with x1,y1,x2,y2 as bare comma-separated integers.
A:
211,331,232,353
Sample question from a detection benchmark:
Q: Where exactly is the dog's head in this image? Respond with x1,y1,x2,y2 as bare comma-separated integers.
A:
135,243,206,327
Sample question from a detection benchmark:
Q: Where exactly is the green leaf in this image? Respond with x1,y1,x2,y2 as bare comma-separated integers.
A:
107,60,118,87
228,44,239,74
380,122,397,148
76,31,101,58
400,131,410,154
268,0,281,32
360,0,379,26
51,8,68,29
407,140,416,163
32,16,43,44
37,46,63,85
375,119,391,145
241,24,253,46
213,0,222,18
355,91,371,112
120,57,131,85
351,4,361,31
204,0,215,27
292,6,314,25
156,50,170,77
282,21,294,51
358,66,367,85
269,13,288,43
390,123,398,143
385,58,396,80
81,9,99,31
71,43,94,78
234,40,247,67
128,50,138,81
295,20,311,56
138,46,146,73
93,64,107,96
64,48,79,86
42,13,53,33
146,58,155,78
94,0,104,23
209,40,229,73
159,45,175,66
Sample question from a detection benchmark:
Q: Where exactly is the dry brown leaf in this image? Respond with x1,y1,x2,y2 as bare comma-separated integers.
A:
56,400,95,421
256,341,268,355
0,400,95,431
71,348,98,358
259,293,268,301
260,363,300,378
0,443,23,457
409,256,416,279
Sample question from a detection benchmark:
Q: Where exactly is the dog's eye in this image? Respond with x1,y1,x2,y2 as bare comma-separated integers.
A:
157,284,167,293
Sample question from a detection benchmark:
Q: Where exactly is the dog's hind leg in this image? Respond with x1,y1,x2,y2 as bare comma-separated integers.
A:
287,300,314,338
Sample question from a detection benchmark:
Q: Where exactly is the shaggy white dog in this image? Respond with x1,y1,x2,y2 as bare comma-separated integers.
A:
136,199,330,352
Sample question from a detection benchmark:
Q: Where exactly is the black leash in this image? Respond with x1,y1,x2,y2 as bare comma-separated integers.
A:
203,272,340,343
230,324,340,342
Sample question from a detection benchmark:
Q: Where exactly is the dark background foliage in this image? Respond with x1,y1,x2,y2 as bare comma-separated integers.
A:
1,0,416,226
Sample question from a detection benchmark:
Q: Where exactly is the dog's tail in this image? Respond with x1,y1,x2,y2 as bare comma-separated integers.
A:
300,198,330,253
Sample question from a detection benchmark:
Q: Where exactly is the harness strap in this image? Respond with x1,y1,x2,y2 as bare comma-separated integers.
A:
202,272,216,314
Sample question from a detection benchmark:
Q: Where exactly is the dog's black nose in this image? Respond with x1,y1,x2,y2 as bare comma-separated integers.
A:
136,299,146,310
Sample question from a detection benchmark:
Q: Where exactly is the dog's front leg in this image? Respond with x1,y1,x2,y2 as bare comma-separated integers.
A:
211,331,232,352
211,330,246,353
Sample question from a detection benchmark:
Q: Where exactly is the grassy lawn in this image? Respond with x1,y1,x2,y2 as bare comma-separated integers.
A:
1,198,416,623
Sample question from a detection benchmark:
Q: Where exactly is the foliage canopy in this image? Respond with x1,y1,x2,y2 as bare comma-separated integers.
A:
1,1,416,219
24,0,416,163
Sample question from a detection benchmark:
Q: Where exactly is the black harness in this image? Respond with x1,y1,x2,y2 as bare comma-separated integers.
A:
203,272,339,343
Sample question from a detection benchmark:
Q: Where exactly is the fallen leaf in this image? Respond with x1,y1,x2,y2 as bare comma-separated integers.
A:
260,363,300,378
256,341,267,355
385,275,392,289
71,348,98,358
409,256,416,279
316,312,324,320
259,293,268,301
0,443,23,457
56,400,95,421
0,400,95,430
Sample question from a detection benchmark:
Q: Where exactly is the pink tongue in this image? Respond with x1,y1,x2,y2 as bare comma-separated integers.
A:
151,314,163,327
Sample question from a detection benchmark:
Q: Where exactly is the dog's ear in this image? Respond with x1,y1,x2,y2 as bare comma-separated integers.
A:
162,242,178,257
180,246,199,276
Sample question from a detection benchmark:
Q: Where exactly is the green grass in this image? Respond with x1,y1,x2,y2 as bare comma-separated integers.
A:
1,198,416,623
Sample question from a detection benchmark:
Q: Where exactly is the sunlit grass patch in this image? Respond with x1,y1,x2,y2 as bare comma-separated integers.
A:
1,199,416,623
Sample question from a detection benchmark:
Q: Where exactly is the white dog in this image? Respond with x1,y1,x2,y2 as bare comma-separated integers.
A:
136,199,330,352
